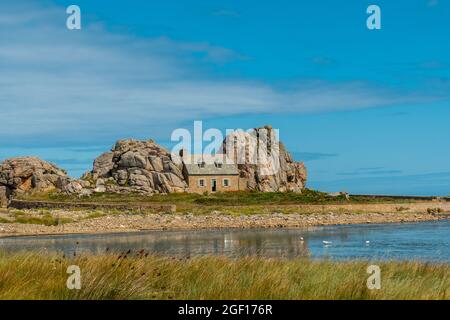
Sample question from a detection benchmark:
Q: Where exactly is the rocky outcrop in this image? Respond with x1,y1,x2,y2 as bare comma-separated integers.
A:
0,157,69,195
0,125,307,198
223,125,307,192
79,139,188,194
57,176,92,197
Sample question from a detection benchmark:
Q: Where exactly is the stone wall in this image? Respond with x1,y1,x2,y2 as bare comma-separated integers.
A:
9,199,176,213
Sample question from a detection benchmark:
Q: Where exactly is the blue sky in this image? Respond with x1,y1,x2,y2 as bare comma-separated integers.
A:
0,0,449,195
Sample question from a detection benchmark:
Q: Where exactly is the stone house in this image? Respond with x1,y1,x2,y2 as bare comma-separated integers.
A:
182,155,241,193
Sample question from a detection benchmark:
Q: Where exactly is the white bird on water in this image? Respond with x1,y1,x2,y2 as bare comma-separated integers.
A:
365,241,371,245
322,241,332,245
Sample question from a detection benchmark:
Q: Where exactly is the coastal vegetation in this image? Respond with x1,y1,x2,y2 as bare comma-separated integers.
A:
11,189,447,218
0,251,448,300
0,190,445,233
17,189,430,206
0,209,74,226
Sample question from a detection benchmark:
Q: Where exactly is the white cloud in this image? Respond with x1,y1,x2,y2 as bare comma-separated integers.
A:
0,1,447,145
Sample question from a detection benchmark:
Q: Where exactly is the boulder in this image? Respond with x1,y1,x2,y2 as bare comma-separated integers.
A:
117,151,147,169
92,152,114,179
57,177,78,193
81,139,188,195
0,157,69,194
222,125,307,192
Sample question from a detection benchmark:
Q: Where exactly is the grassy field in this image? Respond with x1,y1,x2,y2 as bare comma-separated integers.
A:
5,189,447,226
0,251,448,300
18,189,425,207
11,189,445,218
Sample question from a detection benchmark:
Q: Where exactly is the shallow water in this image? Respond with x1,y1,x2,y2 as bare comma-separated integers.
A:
1,220,449,262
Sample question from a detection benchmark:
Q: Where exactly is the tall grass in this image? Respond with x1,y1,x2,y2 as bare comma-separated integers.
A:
0,251,448,300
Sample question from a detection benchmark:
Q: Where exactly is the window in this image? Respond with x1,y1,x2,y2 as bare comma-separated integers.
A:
223,178,230,187
198,179,205,187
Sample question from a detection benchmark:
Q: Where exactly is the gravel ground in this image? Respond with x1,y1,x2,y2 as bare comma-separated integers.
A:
0,202,449,237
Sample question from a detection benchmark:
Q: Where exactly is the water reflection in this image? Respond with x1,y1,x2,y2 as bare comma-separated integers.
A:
0,229,311,259
0,220,449,262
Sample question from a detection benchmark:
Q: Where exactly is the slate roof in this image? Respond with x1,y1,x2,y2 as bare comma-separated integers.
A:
184,163,239,176
183,154,239,176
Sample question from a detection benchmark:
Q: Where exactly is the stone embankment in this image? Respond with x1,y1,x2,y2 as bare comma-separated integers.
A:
8,199,175,213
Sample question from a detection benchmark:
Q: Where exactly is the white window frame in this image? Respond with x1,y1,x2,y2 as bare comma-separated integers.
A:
223,178,230,187
198,178,206,187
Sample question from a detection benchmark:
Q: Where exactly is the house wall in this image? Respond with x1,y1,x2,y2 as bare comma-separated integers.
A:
238,177,248,191
187,175,240,193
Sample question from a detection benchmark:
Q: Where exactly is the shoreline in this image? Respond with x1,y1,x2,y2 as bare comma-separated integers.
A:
1,202,449,238
1,217,449,240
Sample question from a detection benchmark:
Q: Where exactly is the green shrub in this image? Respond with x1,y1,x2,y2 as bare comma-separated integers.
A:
427,208,443,214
